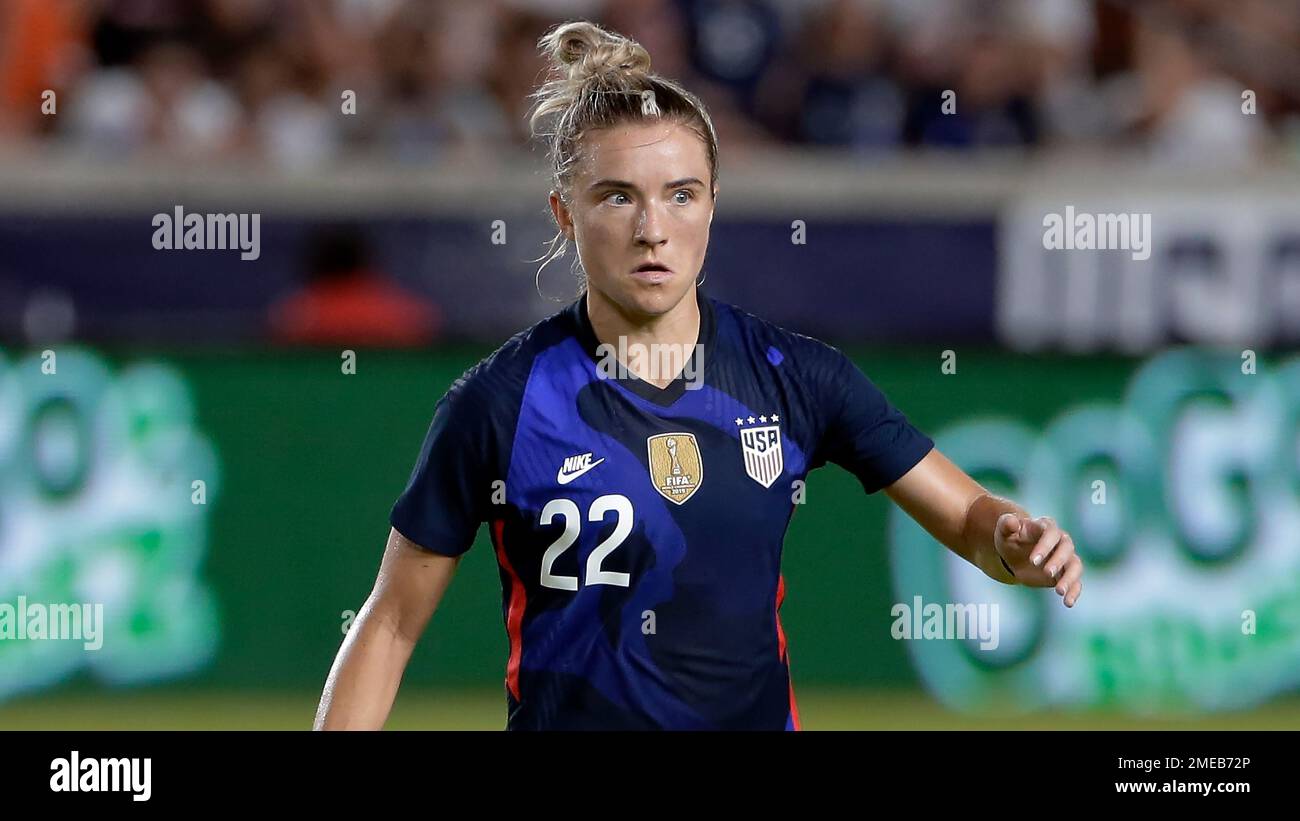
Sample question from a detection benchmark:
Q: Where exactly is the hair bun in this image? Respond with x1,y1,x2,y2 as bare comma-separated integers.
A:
542,21,652,84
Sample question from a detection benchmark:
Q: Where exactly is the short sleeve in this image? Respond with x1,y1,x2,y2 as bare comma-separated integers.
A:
813,350,934,494
389,382,494,556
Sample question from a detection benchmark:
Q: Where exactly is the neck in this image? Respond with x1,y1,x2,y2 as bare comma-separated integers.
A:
586,286,701,388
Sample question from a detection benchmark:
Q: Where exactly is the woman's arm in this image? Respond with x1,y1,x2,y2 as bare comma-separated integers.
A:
884,449,1084,607
313,527,461,729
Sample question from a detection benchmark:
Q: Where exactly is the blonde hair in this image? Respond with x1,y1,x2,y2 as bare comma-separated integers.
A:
527,21,720,291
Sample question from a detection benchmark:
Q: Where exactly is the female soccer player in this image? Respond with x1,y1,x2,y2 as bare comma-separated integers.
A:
315,21,1083,731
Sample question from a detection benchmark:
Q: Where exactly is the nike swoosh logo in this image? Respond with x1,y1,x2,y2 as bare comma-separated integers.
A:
557,457,606,485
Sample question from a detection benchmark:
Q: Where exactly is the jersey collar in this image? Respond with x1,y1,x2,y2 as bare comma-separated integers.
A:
568,287,717,407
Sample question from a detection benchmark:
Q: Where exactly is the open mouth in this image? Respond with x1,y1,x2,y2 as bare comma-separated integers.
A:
633,262,672,275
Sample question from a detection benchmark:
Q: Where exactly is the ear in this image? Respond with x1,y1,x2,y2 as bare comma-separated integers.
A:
549,190,575,240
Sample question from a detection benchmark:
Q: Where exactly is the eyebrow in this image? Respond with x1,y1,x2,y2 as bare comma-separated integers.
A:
588,177,706,192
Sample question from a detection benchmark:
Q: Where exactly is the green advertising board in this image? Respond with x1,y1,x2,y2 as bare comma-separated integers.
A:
1,345,1295,715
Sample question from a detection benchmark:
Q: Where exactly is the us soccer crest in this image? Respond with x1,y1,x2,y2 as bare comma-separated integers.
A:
738,415,783,488
646,432,703,504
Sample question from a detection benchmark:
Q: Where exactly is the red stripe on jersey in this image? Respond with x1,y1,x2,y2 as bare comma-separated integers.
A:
776,574,801,730
492,518,525,701
787,676,802,731
776,574,788,659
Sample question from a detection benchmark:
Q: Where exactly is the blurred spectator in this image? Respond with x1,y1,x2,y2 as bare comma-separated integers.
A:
269,225,441,347
485,8,556,148
897,5,1041,149
0,0,90,139
368,2,457,161
1125,20,1267,166
230,36,339,168
680,0,785,120
756,0,903,149
68,40,241,157
88,0,200,67
601,0,773,151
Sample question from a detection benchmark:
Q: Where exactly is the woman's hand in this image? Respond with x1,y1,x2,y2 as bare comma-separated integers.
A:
995,514,1084,607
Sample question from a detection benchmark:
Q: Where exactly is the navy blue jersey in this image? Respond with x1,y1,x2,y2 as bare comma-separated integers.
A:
390,290,934,730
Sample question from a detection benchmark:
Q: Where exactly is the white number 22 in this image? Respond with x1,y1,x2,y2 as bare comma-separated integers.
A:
539,494,633,590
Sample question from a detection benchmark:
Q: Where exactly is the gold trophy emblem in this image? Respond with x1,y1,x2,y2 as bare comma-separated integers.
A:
667,437,682,476
646,432,703,504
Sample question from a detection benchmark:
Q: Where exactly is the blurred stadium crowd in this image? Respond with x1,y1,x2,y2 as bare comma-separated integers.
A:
2,0,1299,168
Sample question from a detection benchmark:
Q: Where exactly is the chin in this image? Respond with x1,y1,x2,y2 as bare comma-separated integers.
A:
619,282,690,317
588,272,694,319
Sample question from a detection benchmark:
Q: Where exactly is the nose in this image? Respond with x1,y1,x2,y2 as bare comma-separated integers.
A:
634,201,667,247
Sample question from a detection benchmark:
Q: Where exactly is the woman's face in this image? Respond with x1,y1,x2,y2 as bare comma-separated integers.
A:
550,121,715,319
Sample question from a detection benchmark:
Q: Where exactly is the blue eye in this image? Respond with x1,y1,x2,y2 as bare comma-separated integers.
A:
605,192,630,205
674,190,694,204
